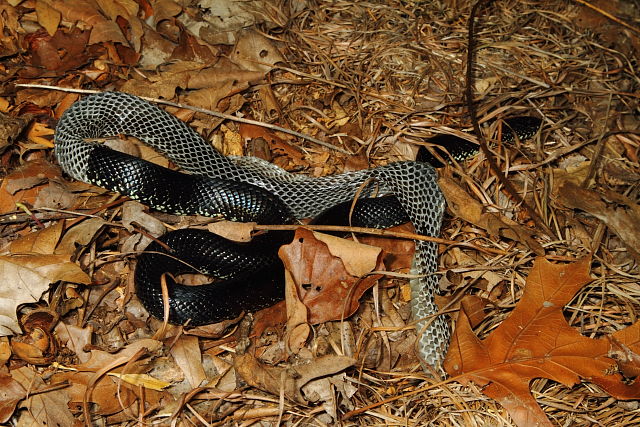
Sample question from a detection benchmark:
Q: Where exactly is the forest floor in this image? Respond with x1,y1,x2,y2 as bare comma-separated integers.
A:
0,0,639,425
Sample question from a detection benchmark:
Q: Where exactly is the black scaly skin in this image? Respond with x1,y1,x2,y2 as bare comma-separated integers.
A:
316,116,542,226
312,195,410,229
54,91,541,367
135,229,292,325
416,116,542,167
87,146,293,224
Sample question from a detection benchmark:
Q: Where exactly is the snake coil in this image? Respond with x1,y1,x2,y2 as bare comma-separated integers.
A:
55,92,448,368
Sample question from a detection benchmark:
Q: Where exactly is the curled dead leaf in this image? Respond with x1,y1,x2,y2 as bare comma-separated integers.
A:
0,254,90,336
559,181,640,262
8,221,63,255
11,326,57,365
278,228,383,325
51,339,162,415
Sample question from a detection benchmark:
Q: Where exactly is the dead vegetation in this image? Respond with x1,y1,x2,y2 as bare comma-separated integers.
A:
0,0,639,425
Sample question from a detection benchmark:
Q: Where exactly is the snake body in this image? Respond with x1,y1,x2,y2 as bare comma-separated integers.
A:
55,91,448,367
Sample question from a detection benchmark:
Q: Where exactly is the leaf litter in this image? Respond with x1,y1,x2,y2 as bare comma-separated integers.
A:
0,0,638,425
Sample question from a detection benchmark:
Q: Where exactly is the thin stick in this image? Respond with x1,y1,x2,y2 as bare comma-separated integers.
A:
252,224,508,256
15,83,352,155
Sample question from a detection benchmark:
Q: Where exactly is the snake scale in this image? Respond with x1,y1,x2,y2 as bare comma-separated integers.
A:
54,92,449,368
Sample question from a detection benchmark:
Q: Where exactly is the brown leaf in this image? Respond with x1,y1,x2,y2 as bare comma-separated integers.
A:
184,84,247,113
284,267,311,354
0,253,90,335
239,123,308,166
278,229,382,325
25,28,91,74
207,221,256,242
54,322,93,363
459,295,490,329
35,0,61,37
170,335,206,388
138,24,175,68
235,352,355,403
49,0,128,45
0,110,28,154
0,371,26,423
251,300,287,337
0,159,61,215
51,339,162,415
439,176,544,255
170,30,217,63
0,338,10,366
11,326,57,365
229,29,285,73
12,366,74,426
559,181,640,262
55,217,108,255
151,0,183,23
358,223,416,272
445,258,640,427
190,62,260,89
8,221,63,255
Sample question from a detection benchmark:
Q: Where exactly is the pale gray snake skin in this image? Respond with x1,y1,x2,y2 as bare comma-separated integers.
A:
54,92,448,369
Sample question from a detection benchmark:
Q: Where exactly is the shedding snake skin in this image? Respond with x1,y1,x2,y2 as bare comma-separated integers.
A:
54,92,448,369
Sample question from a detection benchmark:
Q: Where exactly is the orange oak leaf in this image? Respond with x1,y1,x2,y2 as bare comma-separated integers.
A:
444,257,640,427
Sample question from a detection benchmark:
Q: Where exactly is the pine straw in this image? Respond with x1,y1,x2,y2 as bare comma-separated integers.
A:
229,0,639,425
10,0,635,424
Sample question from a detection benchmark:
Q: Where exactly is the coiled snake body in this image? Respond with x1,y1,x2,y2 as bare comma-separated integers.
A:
55,92,448,368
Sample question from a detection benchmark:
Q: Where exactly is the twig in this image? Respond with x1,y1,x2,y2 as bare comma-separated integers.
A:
252,224,509,256
15,83,352,155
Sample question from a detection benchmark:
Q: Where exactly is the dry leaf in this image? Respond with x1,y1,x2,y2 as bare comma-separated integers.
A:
107,373,170,391
239,123,308,165
284,267,311,354
0,371,26,423
25,28,91,74
0,254,90,335
0,159,61,215
445,257,640,427
235,352,355,403
358,223,417,272
55,217,108,255
35,0,61,37
207,221,255,242
0,338,10,365
278,229,383,324
11,311,58,365
8,221,63,254
54,322,93,363
229,29,285,72
0,111,28,153
12,366,74,426
439,176,544,255
170,29,217,63
170,335,206,388
51,339,162,415
559,181,640,261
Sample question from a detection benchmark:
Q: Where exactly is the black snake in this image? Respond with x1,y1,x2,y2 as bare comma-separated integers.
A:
54,91,538,369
